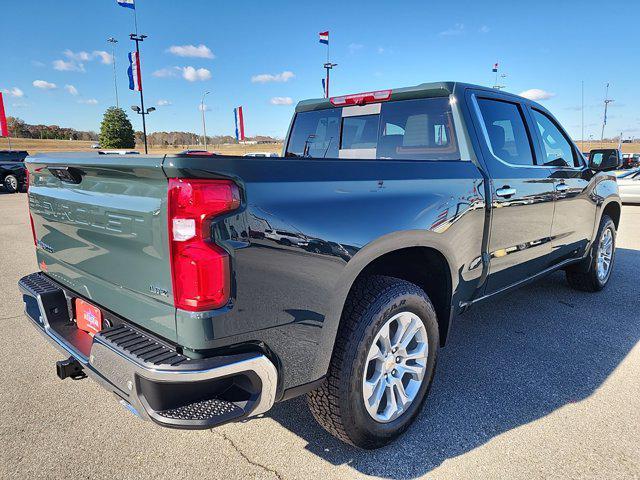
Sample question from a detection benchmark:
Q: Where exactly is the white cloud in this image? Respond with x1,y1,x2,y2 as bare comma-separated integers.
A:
78,98,98,105
198,103,211,112
519,88,556,101
251,71,295,83
2,87,24,98
156,99,172,106
376,46,393,55
64,84,79,96
167,44,215,59
31,60,46,67
181,66,211,82
64,49,91,61
270,97,293,105
439,23,465,36
33,80,57,90
92,50,114,64
348,43,364,54
152,67,179,78
53,59,85,72
479,25,490,33
54,50,112,72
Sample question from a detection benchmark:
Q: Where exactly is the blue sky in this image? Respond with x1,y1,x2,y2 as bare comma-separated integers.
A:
2,0,639,140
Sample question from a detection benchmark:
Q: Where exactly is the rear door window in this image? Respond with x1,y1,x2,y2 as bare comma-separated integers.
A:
476,98,535,166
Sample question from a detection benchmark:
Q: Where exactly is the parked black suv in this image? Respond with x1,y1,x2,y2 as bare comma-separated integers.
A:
0,150,28,193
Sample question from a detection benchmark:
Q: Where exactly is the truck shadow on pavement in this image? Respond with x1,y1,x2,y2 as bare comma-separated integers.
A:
266,247,640,479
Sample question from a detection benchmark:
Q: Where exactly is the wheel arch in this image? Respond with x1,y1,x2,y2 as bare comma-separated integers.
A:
601,200,621,229
320,231,458,371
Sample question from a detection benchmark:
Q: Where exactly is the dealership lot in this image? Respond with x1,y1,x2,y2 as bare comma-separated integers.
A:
1,191,638,480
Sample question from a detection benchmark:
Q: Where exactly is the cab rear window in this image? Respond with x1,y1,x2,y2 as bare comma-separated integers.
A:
285,97,460,160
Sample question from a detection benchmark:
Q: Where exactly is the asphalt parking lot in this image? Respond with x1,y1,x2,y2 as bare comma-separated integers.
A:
1,190,638,480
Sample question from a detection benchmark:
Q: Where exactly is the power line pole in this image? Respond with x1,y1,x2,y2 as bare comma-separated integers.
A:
107,37,119,108
201,91,210,151
600,82,614,143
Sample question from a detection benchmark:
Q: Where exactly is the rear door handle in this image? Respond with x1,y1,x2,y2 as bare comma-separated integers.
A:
496,187,516,198
555,182,569,192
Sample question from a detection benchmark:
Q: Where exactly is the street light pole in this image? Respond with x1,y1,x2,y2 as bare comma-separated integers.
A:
130,33,148,153
131,105,155,151
201,91,210,151
323,63,337,98
107,37,119,108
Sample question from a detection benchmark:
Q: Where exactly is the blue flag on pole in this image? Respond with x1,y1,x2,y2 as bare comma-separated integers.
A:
117,0,135,9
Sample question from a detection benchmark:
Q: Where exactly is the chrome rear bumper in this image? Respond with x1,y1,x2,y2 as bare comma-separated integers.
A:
18,272,278,429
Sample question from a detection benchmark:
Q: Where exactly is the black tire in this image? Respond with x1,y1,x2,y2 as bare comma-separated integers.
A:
306,275,439,449
566,214,616,292
3,175,19,193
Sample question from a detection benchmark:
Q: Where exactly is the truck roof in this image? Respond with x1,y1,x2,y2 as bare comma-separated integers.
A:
295,81,513,113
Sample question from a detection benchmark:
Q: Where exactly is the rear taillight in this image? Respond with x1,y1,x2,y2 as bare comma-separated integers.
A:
26,171,37,246
168,178,240,311
330,89,392,106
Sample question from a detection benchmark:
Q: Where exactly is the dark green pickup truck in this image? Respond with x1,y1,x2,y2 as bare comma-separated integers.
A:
19,82,621,448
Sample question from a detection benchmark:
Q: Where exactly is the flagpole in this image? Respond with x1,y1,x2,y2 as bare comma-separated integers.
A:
133,4,139,35
107,37,119,108
321,32,336,98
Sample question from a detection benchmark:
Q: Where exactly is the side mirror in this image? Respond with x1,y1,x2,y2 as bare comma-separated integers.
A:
589,148,621,171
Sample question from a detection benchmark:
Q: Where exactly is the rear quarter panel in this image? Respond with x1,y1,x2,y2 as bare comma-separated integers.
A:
164,156,486,390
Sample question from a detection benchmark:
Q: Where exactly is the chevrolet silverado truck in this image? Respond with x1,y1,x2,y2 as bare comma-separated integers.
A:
20,82,621,449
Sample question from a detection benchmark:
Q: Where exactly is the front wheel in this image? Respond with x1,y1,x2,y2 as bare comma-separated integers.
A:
306,275,439,449
566,214,616,292
3,175,19,193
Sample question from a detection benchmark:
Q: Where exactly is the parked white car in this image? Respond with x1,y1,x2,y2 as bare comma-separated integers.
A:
616,168,640,204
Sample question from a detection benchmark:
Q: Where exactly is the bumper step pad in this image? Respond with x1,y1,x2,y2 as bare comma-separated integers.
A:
157,398,244,422
99,324,189,367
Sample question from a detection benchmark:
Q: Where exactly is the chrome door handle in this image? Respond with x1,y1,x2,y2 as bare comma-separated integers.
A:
556,183,569,192
496,187,516,198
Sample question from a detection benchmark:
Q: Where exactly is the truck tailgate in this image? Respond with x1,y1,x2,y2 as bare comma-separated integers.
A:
26,154,176,341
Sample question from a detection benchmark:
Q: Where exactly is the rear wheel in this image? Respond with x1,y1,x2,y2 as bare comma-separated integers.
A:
306,275,439,449
566,214,616,292
3,175,19,193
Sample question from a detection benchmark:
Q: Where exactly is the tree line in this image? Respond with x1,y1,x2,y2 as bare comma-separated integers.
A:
5,116,99,141
135,131,280,148
5,114,280,147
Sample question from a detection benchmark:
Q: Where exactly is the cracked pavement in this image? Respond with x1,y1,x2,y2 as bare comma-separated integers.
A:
1,191,639,479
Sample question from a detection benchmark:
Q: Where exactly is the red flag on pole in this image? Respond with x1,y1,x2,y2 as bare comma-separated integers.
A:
0,93,9,137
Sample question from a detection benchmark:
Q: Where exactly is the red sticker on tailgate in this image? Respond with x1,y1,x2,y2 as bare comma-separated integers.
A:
75,298,102,336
